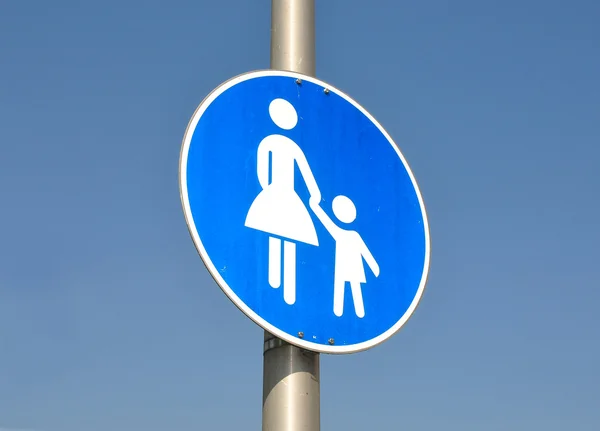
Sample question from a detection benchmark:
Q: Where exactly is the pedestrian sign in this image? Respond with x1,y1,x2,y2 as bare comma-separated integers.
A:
179,70,430,354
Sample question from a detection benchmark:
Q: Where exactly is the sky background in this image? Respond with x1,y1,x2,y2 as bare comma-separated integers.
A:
1,0,599,430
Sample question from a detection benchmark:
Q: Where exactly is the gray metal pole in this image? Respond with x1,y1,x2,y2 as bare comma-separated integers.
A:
263,1,319,431
263,333,320,431
270,0,316,75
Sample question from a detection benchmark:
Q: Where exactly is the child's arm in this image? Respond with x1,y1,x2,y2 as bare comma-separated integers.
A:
360,239,380,277
309,198,339,238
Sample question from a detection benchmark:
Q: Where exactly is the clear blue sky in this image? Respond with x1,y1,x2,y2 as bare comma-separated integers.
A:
1,0,599,430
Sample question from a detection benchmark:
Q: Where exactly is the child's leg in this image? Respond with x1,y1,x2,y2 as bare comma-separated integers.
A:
350,282,365,318
283,240,296,305
268,236,281,288
333,278,345,317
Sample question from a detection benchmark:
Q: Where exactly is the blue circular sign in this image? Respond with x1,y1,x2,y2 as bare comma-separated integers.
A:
180,70,430,354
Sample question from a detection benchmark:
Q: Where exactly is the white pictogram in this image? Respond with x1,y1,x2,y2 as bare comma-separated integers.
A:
246,98,379,316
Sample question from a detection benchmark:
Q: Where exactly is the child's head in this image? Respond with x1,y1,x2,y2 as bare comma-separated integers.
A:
332,195,357,223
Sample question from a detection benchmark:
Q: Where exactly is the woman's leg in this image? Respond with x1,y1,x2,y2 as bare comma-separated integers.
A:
268,236,281,288
283,240,296,305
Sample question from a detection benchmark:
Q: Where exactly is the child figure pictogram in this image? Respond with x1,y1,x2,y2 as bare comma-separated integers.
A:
309,195,380,318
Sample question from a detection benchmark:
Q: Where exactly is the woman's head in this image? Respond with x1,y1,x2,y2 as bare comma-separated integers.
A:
269,98,298,130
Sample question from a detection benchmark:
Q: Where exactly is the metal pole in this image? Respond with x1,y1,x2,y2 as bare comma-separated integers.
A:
263,1,319,431
270,0,316,76
263,333,320,431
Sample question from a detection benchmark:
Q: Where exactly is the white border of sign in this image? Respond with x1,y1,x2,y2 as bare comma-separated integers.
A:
179,70,431,354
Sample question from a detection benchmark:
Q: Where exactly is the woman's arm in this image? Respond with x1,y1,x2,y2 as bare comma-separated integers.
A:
309,198,339,239
256,138,271,189
295,147,321,201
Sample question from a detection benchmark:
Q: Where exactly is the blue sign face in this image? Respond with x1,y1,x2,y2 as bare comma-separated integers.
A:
180,70,430,354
